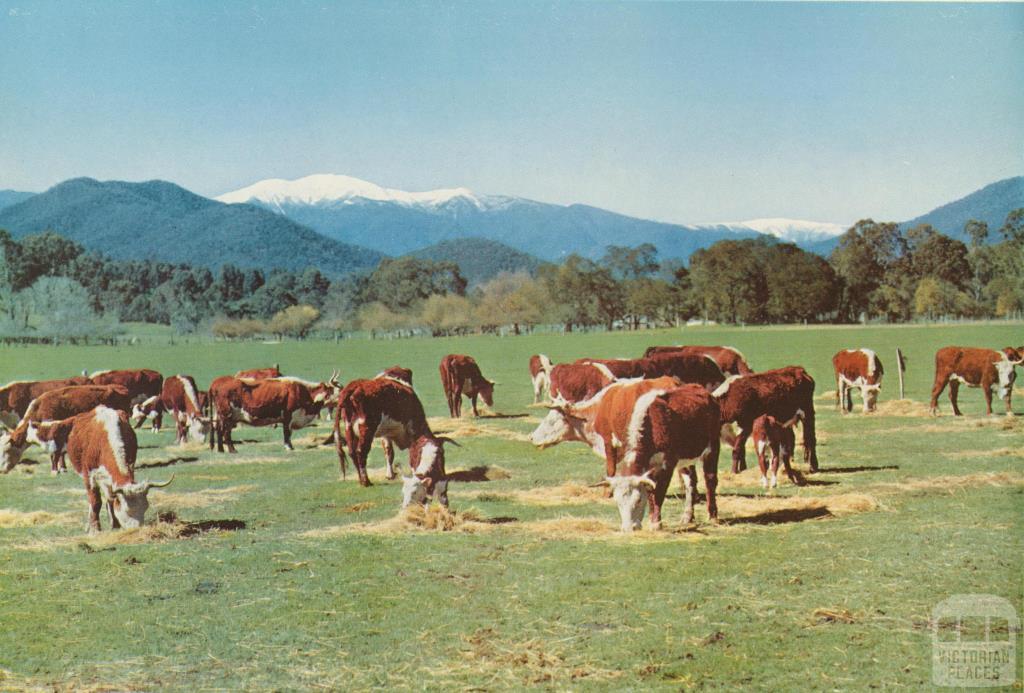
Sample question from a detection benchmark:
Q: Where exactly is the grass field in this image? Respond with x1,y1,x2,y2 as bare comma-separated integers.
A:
1,322,1022,690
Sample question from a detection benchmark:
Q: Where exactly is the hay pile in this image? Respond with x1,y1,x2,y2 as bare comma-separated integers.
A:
873,471,1024,495
427,417,532,442
14,513,245,551
300,504,491,538
874,399,933,417
151,484,257,510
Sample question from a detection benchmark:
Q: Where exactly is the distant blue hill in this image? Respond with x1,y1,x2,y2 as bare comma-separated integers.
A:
0,178,383,276
406,237,545,286
900,176,1023,242
0,190,34,212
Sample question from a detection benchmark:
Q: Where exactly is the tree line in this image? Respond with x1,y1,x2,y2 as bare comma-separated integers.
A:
0,209,1020,343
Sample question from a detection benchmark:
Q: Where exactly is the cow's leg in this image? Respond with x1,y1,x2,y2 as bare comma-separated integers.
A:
86,484,102,533
153,411,163,433
107,500,121,530
702,438,720,521
532,376,542,404
433,478,449,508
352,415,379,487
471,394,479,417
730,423,750,473
982,378,994,416
780,439,798,485
834,377,841,410
50,452,60,476
930,371,948,414
860,386,872,414
382,439,396,480
282,411,294,451
176,418,186,445
648,460,676,531
802,405,818,472
769,444,781,489
454,389,463,418
58,451,68,474
845,385,854,413
224,421,238,454
756,439,769,488
678,464,697,525
948,380,962,416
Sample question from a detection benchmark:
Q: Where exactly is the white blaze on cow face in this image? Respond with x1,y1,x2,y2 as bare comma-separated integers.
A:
607,474,656,532
995,358,1017,400
109,485,151,528
0,432,28,473
187,416,211,443
529,408,584,449
402,475,429,508
95,407,129,475
414,440,439,476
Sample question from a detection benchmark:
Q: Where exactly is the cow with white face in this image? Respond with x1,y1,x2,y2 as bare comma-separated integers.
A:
929,346,1023,416
832,348,884,413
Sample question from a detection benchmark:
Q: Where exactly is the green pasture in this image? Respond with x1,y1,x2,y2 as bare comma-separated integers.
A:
0,322,1021,690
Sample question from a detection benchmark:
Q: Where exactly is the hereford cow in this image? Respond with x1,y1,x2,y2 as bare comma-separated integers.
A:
751,414,797,489
643,345,754,376
528,354,553,403
530,378,721,531
549,362,617,404
235,365,282,379
929,346,1024,416
440,354,495,418
577,353,726,391
0,384,134,474
333,378,456,507
208,376,326,453
31,406,173,531
89,369,163,406
0,375,91,429
373,367,414,465
832,349,884,413
713,366,818,475
132,375,210,444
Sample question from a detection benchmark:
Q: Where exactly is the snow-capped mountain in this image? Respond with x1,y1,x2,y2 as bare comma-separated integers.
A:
216,174,847,260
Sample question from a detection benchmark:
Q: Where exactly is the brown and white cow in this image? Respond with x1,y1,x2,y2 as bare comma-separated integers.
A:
929,346,1023,416
0,375,91,429
132,375,211,444
528,354,554,403
373,367,414,469
577,353,726,391
440,354,495,418
0,384,134,474
31,406,173,531
530,378,721,531
333,377,456,506
235,365,282,380
208,376,324,453
832,348,884,413
643,345,754,376
751,414,797,489
549,362,617,404
713,366,818,476
88,369,163,406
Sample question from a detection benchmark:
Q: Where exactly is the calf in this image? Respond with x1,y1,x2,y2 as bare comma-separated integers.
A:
333,378,455,507
643,345,754,376
208,376,322,453
0,385,133,474
929,346,1023,416
440,354,495,417
132,375,211,444
0,376,91,429
32,406,173,532
530,378,720,530
88,369,163,406
528,354,553,403
832,349,883,413
235,365,282,379
713,366,818,475
751,415,797,489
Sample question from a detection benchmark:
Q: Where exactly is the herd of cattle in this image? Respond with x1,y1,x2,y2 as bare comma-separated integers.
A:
0,343,1019,533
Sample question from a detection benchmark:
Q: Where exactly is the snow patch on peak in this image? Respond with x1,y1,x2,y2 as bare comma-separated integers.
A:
216,174,485,210
734,218,848,240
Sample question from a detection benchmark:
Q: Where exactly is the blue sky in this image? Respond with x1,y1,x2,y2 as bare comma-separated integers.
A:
1,1,1021,224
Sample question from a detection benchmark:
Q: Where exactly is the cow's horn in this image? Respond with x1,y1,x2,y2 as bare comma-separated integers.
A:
435,436,461,448
638,470,657,488
588,479,611,488
144,474,175,490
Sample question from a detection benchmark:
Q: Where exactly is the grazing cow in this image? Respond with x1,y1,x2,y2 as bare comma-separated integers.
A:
132,375,211,444
530,378,720,531
0,385,134,474
751,415,797,489
528,354,553,403
0,376,91,429
376,366,413,386
577,354,726,391
31,406,173,531
88,369,163,408
440,354,495,418
208,376,323,453
235,365,282,380
273,373,340,412
929,346,1024,416
549,362,617,404
832,349,884,413
333,378,456,506
714,367,818,475
643,345,754,376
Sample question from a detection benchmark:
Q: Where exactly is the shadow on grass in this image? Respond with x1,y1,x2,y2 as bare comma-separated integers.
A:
477,413,529,420
179,519,247,537
447,466,507,482
137,456,199,469
818,465,900,474
724,506,832,525
479,516,519,524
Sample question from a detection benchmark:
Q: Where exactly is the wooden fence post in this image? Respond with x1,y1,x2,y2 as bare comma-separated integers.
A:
896,347,906,399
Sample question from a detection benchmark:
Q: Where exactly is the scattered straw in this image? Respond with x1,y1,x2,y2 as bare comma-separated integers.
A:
14,514,245,551
874,399,934,417
446,465,513,482
427,417,532,442
942,448,1024,460
152,485,257,510
300,505,491,538
872,472,1024,495
464,482,606,506
812,608,858,625
0,509,75,528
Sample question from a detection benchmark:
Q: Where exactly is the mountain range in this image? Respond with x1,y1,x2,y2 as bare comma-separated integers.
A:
0,174,1019,281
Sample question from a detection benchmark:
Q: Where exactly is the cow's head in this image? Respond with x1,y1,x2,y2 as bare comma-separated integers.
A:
864,383,882,412
401,475,430,508
410,435,458,477
1002,347,1024,364
605,472,656,532
0,432,29,473
529,405,587,449
102,475,175,528
478,379,495,407
187,415,212,443
994,358,1018,401
130,395,160,428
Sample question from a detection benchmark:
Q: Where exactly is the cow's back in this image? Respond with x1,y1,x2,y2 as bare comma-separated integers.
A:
645,352,725,389
26,385,133,423
338,378,428,434
592,376,680,446
716,367,814,423
550,363,613,403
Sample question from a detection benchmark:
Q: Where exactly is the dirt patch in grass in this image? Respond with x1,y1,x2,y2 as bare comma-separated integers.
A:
152,484,258,509
0,508,76,528
428,416,532,442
